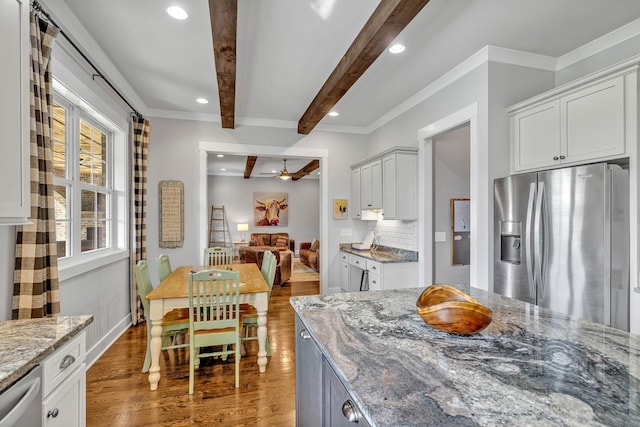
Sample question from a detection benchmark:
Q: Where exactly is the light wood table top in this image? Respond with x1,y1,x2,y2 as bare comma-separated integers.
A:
148,264,269,300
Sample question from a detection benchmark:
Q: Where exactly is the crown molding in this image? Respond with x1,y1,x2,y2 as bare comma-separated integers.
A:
556,18,640,71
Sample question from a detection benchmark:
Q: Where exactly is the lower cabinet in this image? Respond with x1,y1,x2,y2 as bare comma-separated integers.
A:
42,332,87,426
295,315,323,427
296,315,369,427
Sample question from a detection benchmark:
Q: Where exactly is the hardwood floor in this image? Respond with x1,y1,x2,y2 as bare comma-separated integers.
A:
86,280,319,426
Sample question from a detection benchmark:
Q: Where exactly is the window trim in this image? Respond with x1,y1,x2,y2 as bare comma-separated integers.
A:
52,80,129,282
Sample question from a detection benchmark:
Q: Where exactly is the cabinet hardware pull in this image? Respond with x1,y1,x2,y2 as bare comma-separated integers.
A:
59,354,76,370
300,330,311,340
47,408,59,418
341,400,360,423
559,155,566,159
553,156,559,160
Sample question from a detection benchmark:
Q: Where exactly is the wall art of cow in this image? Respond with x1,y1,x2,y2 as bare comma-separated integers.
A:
253,192,289,226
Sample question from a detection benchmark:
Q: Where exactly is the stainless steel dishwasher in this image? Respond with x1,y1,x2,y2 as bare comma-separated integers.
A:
0,364,42,427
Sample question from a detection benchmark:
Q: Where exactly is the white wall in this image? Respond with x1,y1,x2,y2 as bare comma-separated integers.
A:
208,175,320,252
433,125,471,285
146,118,369,291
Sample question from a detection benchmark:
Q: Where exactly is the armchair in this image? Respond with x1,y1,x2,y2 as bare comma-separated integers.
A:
299,240,319,271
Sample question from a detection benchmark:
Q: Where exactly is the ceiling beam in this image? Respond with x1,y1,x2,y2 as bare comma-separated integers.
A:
208,0,237,128
292,159,320,181
297,0,430,134
243,156,257,179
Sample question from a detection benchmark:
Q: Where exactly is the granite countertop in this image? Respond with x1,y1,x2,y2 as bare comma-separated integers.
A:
340,244,418,263
0,315,93,393
291,287,640,426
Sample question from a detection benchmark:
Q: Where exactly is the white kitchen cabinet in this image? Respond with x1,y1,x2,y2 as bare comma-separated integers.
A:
359,160,382,210
350,168,361,219
511,67,634,173
340,252,350,292
381,151,418,220
348,254,417,291
42,332,86,426
0,0,30,224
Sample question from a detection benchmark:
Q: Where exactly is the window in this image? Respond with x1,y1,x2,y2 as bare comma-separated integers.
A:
52,97,113,259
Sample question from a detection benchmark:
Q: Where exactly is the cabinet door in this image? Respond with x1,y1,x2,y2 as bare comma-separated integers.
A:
381,155,397,219
360,161,382,210
341,261,349,292
43,364,86,427
370,161,382,209
351,168,361,219
323,359,370,427
0,0,30,223
295,315,323,427
562,76,625,163
512,100,561,172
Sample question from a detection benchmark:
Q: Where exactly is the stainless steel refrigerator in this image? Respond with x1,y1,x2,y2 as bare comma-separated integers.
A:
494,162,629,331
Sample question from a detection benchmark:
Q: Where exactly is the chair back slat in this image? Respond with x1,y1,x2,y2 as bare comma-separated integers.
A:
203,246,234,267
189,269,240,332
261,251,277,296
134,260,153,315
157,254,172,282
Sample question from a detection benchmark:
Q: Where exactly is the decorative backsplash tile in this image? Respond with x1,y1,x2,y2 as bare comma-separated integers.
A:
368,220,417,251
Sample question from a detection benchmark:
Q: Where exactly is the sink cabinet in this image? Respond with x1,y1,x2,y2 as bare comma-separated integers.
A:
347,253,417,292
0,0,30,224
295,314,369,427
510,65,637,173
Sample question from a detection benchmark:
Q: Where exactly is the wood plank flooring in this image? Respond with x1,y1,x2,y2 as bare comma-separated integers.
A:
86,280,319,426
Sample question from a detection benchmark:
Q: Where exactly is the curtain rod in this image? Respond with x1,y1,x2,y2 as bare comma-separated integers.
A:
31,1,142,119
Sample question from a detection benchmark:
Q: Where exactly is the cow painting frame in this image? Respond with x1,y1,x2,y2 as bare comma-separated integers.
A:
253,192,289,227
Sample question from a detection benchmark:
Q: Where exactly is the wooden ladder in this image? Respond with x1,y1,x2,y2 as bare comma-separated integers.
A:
208,205,231,248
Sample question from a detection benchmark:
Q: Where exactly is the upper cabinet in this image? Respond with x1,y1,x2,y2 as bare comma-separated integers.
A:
0,0,30,224
359,160,382,210
510,64,637,173
351,147,417,221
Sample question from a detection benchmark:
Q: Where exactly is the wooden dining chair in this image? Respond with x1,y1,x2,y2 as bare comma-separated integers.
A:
203,246,233,267
134,260,189,373
157,253,172,282
241,250,276,356
188,269,242,393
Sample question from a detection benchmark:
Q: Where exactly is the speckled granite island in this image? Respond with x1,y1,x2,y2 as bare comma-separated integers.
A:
291,286,640,426
0,315,93,393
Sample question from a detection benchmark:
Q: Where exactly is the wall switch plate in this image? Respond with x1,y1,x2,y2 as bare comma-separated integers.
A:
340,228,353,236
434,231,447,242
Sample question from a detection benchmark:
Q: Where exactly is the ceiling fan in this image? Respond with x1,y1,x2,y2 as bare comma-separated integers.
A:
260,159,291,180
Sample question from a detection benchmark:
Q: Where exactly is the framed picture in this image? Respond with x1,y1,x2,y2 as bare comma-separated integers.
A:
254,192,289,226
333,198,348,219
159,180,184,248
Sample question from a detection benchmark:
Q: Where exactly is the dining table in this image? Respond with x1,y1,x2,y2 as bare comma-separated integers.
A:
146,263,270,391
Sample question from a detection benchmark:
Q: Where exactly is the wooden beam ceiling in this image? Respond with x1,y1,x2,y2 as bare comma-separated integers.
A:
291,160,320,181
243,156,257,178
208,0,237,129
297,0,430,134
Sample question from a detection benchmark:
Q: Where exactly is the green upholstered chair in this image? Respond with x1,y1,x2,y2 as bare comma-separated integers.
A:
188,269,242,393
134,260,189,373
203,246,233,267
241,250,276,356
157,253,172,282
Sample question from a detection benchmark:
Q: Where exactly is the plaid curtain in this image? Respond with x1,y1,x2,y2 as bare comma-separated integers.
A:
130,116,150,325
12,13,60,319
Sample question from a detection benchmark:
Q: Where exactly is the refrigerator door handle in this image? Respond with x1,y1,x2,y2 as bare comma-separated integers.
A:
525,182,537,298
534,182,545,300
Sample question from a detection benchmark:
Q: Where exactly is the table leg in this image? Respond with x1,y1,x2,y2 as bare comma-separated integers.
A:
148,299,163,390
257,309,267,373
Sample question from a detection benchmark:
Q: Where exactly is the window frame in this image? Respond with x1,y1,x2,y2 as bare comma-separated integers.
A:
52,83,129,280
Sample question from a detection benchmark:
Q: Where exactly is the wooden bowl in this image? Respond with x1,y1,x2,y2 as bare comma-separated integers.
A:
416,285,493,335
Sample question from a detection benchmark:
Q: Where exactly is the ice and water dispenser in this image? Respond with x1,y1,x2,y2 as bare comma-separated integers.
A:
500,221,521,264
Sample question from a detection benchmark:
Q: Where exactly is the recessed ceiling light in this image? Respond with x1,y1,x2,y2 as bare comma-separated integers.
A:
196,97,208,104
389,43,405,54
216,154,224,158
220,168,227,171
328,111,339,117
271,170,277,174
167,6,188,20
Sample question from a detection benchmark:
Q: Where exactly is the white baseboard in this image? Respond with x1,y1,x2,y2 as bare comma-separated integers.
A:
85,314,132,369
